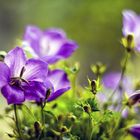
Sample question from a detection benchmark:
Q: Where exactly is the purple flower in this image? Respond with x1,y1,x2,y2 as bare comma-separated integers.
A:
23,25,78,64
0,47,49,104
122,10,140,51
128,124,140,140
47,69,71,102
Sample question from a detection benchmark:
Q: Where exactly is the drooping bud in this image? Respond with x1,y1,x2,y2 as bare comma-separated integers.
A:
127,90,140,106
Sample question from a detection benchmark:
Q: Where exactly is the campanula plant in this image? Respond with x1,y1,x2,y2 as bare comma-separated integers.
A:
0,10,140,140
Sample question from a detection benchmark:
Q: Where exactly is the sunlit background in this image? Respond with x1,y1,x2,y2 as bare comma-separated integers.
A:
0,0,140,139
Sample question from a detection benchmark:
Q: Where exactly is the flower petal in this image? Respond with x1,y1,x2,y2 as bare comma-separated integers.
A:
23,81,48,102
4,47,26,77
122,10,138,36
44,28,66,39
42,40,78,63
47,87,70,102
0,62,10,88
1,84,25,104
57,40,78,58
47,69,70,102
23,25,42,56
22,59,48,82
128,124,140,139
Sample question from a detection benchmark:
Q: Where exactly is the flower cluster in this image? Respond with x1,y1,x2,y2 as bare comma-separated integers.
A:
0,10,140,140
0,26,78,104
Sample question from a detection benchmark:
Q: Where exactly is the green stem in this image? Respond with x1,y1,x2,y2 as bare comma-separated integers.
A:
40,102,44,126
108,52,130,101
88,113,93,140
14,104,22,140
38,102,45,140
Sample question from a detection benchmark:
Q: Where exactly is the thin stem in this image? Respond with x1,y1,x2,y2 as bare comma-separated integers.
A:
108,52,130,101
38,101,45,140
88,113,93,140
40,102,44,126
14,104,22,140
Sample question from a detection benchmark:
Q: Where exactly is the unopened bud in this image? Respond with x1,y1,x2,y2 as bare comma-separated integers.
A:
58,115,64,121
67,114,76,122
83,105,91,114
45,89,51,100
7,133,14,138
91,80,96,94
127,90,140,106
60,126,68,133
34,121,41,138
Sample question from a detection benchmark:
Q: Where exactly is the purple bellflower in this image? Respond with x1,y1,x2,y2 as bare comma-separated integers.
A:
0,47,49,104
128,124,140,140
122,10,140,51
23,25,78,64
47,69,71,102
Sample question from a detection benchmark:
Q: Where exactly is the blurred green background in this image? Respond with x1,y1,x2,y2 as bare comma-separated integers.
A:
0,0,140,83
0,0,140,139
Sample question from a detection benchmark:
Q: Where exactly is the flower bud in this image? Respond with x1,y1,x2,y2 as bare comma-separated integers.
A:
0,51,6,61
83,105,91,114
91,80,96,94
91,62,106,76
121,34,134,52
57,115,64,121
45,89,51,100
60,126,68,133
67,113,76,122
34,121,41,138
127,90,140,106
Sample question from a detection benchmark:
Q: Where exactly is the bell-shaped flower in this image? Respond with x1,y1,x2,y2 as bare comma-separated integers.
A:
23,25,78,64
122,10,140,51
46,69,71,102
0,47,49,104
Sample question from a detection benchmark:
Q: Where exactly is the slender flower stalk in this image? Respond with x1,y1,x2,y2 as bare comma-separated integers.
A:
108,51,130,100
14,104,22,140
40,101,45,126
